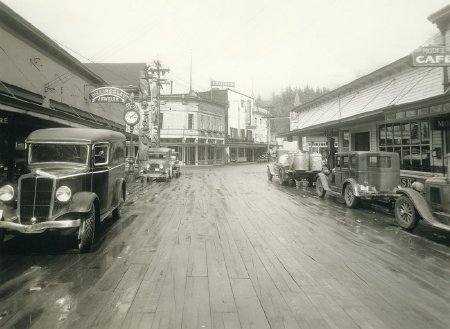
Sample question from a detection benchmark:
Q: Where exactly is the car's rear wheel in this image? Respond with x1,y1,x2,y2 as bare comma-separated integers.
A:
267,168,273,181
344,184,360,208
316,178,326,198
78,206,95,253
395,195,419,231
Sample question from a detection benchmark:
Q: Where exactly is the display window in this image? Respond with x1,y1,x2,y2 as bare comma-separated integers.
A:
379,120,431,172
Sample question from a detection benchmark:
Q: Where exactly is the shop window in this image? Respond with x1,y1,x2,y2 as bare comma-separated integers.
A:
411,122,420,144
421,122,430,143
393,124,401,145
342,131,350,152
238,148,245,157
401,123,411,144
208,147,214,160
379,120,431,172
386,125,393,146
198,147,205,160
379,126,386,146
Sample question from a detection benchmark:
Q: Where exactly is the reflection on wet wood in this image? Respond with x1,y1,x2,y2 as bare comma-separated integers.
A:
1,165,450,329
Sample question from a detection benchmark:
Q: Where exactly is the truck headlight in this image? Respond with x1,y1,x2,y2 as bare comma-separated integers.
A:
0,185,14,202
56,186,71,202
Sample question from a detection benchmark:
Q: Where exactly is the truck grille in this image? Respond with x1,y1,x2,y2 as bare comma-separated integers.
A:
150,163,161,171
19,177,54,224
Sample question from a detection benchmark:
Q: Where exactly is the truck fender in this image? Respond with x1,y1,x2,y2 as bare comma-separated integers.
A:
316,173,331,192
397,188,435,223
342,178,360,197
68,192,98,213
113,178,126,205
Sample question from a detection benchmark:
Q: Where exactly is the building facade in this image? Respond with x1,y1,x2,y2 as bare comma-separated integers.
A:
157,93,227,165
199,89,269,162
285,5,450,186
0,3,126,184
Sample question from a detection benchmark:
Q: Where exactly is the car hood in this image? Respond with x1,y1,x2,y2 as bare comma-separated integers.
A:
25,167,87,179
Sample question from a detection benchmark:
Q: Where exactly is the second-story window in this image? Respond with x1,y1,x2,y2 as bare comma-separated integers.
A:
188,113,194,129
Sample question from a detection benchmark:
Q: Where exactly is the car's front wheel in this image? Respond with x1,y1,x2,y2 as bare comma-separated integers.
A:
395,195,419,231
78,206,96,253
344,184,360,208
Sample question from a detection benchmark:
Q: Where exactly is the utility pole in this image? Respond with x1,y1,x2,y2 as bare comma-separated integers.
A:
147,60,170,147
262,106,273,155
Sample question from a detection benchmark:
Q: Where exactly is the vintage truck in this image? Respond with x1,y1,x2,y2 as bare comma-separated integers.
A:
395,154,450,232
0,128,127,252
315,151,401,208
267,150,323,186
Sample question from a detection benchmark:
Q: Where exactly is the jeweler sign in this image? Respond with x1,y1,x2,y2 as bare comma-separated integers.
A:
89,87,130,103
411,46,450,66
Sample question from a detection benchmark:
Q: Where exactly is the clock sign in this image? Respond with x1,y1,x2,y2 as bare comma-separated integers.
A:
124,109,140,126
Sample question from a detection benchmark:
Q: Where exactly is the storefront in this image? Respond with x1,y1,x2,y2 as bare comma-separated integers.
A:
0,3,125,184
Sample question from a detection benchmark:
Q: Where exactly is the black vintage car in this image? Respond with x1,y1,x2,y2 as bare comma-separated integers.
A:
0,128,127,252
315,151,401,208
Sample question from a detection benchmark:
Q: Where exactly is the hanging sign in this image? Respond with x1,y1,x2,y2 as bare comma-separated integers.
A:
89,87,130,103
411,46,450,66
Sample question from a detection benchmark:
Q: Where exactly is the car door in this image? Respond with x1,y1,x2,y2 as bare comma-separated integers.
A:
91,143,110,214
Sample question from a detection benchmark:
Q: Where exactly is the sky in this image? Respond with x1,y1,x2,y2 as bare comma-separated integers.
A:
2,0,450,99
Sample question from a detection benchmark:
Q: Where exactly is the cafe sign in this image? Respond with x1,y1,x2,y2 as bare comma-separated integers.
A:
89,87,130,103
411,46,450,67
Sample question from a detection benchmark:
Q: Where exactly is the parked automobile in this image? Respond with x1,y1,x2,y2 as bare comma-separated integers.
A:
257,153,269,162
139,147,173,182
267,150,323,186
171,153,181,178
0,128,127,252
394,154,450,232
315,151,401,208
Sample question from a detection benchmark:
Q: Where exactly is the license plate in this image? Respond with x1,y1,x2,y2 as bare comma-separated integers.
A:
155,168,160,171
0,209,3,219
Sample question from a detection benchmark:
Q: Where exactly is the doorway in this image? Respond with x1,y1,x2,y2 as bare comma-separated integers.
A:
353,132,370,151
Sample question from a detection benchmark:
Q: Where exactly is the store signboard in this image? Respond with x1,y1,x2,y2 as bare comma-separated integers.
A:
210,80,235,88
89,87,130,103
411,46,450,66
431,115,450,130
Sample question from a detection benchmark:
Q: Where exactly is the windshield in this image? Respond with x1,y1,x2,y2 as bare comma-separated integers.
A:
29,143,89,165
148,153,168,159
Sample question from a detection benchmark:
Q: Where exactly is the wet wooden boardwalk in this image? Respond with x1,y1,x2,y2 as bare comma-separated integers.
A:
1,164,450,328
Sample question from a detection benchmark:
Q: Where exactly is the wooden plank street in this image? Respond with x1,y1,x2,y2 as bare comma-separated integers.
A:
1,163,450,328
